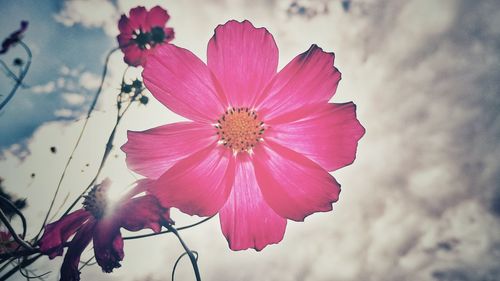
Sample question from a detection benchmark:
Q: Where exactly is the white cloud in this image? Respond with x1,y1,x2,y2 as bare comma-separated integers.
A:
30,81,56,94
53,108,74,118
53,0,120,36
62,92,86,106
79,71,100,90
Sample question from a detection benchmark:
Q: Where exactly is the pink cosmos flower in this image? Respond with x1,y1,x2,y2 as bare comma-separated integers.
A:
0,20,28,55
122,20,365,251
117,6,175,67
39,179,170,281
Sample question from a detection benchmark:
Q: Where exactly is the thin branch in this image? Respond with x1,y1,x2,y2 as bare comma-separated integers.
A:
0,257,16,272
0,208,33,251
18,262,50,281
61,89,136,216
0,254,42,281
123,215,215,240
164,223,201,281
0,59,27,87
172,251,198,281
0,195,27,239
0,41,31,112
0,248,39,260
34,47,119,241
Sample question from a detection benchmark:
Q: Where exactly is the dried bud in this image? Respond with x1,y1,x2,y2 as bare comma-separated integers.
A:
139,95,149,105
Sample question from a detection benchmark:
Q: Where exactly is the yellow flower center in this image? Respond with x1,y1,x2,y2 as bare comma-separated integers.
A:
215,107,265,153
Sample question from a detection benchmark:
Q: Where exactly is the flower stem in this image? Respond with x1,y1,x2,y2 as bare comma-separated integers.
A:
123,215,215,240
0,253,42,281
164,223,201,281
34,47,119,241
0,41,31,112
0,208,33,252
0,195,27,239
61,87,137,217
172,251,198,281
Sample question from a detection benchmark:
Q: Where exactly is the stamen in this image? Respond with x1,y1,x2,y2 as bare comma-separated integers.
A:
83,184,108,219
215,107,265,153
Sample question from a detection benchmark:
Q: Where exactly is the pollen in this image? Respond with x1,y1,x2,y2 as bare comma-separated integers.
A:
215,107,265,153
83,184,108,219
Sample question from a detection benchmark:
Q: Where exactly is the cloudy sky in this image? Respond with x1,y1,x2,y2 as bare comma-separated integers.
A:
1,0,499,280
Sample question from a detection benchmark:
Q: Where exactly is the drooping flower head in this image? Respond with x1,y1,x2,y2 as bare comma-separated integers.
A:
0,21,28,55
39,179,170,281
122,20,365,251
117,6,174,67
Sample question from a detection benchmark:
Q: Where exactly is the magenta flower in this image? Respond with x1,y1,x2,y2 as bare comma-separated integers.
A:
122,20,365,251
0,20,28,55
39,180,170,281
0,231,19,253
117,6,174,67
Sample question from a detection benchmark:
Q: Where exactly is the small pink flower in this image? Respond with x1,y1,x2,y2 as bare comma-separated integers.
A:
117,6,174,67
0,230,19,253
39,179,170,281
0,21,28,55
122,20,365,251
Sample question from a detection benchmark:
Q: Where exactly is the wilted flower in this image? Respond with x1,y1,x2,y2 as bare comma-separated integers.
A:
0,21,28,55
117,6,174,67
39,179,171,281
122,20,365,251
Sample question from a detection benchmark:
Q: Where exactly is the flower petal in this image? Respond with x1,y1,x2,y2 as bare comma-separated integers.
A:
93,219,124,273
121,121,217,179
146,6,170,29
164,27,175,42
128,6,148,30
207,20,278,108
219,154,287,251
266,102,365,171
152,143,235,216
60,220,95,281
257,44,341,121
122,44,144,67
39,209,91,259
118,195,166,233
143,44,226,123
118,15,133,35
253,141,341,221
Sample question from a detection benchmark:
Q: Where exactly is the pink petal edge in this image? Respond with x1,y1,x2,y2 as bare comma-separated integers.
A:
121,122,217,179
207,20,278,108
152,143,235,217
143,43,226,123
257,44,341,121
266,102,365,171
219,153,287,251
253,141,341,221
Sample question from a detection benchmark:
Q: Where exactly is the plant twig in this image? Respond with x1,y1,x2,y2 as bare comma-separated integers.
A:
0,41,31,112
172,251,198,281
0,208,33,251
164,223,201,281
0,254,42,281
34,47,119,241
0,195,27,239
61,88,137,216
123,216,215,240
